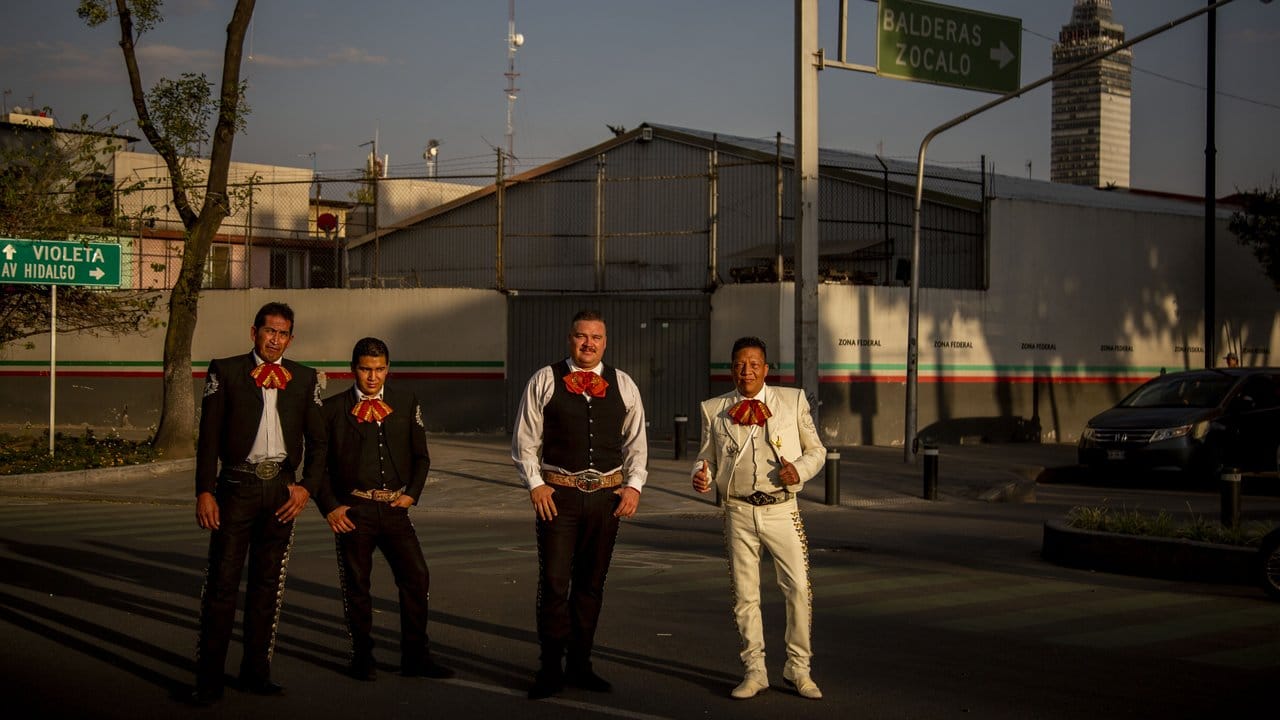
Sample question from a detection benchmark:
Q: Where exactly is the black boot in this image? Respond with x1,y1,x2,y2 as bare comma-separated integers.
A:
402,655,455,679
528,664,564,700
349,653,377,681
565,660,612,693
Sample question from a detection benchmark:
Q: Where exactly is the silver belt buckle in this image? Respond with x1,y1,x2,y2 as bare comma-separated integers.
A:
254,460,281,481
579,470,603,489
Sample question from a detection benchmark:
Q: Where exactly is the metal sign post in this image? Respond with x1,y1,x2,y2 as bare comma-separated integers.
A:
1,237,123,456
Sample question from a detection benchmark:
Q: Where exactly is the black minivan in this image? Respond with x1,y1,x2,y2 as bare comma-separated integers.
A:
1078,368,1280,481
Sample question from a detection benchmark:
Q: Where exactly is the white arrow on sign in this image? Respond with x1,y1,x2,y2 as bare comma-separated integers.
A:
1,244,14,261
990,41,1015,70
89,267,105,280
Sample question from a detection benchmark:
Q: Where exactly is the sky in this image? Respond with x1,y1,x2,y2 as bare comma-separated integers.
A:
3,0,1277,196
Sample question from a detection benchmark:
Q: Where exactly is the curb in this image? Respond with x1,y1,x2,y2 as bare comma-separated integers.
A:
0,458,195,489
1041,520,1256,585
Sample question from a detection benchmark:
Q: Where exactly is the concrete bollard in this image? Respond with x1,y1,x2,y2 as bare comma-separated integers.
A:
1220,470,1241,529
922,445,939,500
673,415,688,460
824,451,841,506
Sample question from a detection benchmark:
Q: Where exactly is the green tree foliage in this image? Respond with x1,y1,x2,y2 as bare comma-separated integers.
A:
0,117,160,347
1229,184,1280,290
79,0,256,458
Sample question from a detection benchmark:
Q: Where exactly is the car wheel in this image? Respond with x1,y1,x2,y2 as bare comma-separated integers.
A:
1258,528,1280,601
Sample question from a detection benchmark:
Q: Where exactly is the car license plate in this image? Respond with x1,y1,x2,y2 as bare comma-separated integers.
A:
1106,450,1125,461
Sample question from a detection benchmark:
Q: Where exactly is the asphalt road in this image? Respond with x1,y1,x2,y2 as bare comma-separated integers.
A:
2,478,1278,719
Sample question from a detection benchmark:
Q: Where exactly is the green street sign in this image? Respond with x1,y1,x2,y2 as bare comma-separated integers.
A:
877,0,1022,94
0,237,122,287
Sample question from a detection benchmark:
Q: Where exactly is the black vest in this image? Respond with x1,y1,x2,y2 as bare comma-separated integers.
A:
356,420,398,489
542,361,627,472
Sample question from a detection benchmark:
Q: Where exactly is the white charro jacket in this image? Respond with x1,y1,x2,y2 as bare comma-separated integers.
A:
695,384,826,496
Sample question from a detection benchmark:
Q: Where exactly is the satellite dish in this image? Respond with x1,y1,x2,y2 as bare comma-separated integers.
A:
513,33,524,47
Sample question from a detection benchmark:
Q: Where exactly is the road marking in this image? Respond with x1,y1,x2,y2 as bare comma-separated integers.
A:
1052,606,1280,648
1189,640,1280,669
835,579,1083,617
934,592,1208,632
441,678,676,719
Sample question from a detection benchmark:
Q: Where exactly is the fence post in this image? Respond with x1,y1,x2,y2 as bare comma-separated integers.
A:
495,148,505,292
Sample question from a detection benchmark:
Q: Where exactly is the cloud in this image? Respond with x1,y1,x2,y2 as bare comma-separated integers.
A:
326,47,389,65
245,53,323,69
135,43,220,66
244,46,390,69
6,41,122,84
1233,28,1280,44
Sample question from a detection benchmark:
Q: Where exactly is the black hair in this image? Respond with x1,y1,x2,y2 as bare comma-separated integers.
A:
351,337,390,368
254,302,295,332
731,336,768,361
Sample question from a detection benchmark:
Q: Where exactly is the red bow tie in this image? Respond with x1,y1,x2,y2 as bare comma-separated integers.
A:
352,398,393,423
250,362,292,390
563,370,609,398
728,398,771,426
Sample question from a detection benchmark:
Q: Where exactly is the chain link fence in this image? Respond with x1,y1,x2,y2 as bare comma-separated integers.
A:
104,147,984,292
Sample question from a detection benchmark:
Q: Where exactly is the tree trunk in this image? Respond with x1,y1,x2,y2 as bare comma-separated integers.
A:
152,284,197,458
151,215,223,458
141,0,255,458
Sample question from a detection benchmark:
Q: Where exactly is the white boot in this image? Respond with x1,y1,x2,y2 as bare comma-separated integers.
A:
730,669,769,699
782,666,823,700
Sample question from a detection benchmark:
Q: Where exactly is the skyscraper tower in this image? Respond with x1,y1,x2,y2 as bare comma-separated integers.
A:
1051,0,1132,188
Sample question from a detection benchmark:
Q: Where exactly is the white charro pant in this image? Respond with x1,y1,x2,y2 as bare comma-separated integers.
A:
724,496,812,674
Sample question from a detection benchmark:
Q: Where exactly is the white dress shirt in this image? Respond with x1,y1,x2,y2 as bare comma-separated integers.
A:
511,360,648,492
246,352,288,464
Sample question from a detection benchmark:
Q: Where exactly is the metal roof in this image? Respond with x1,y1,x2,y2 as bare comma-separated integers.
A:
645,122,1232,219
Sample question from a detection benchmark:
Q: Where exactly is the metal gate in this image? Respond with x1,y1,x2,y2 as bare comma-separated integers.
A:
506,295,710,440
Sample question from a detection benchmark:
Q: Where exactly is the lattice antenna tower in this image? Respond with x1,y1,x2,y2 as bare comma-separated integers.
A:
504,0,524,169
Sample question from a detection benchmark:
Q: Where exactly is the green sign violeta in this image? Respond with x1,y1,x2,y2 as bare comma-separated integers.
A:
0,237,123,287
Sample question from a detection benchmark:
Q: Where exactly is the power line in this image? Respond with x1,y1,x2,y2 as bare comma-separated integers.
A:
1022,26,1279,112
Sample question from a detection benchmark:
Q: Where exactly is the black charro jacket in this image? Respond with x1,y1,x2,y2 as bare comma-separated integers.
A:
315,385,431,515
195,352,326,496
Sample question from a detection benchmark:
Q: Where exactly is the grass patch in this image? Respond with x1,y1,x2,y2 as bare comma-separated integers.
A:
1065,503,1273,547
0,429,160,475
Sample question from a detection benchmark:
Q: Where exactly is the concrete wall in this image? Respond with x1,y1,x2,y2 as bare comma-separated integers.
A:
703,197,1279,448
0,288,507,433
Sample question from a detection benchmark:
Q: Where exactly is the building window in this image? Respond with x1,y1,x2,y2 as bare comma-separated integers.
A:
204,245,231,289
270,248,308,288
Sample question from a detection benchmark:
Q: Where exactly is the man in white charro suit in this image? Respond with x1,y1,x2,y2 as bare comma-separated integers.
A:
692,336,826,700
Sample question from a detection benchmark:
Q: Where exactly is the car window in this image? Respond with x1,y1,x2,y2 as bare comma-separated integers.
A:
1235,375,1280,411
1121,375,1235,408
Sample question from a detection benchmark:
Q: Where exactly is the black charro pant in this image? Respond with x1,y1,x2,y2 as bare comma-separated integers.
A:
195,473,295,690
535,486,622,670
334,501,432,668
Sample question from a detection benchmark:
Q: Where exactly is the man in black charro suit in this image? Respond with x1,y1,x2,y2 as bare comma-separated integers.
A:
316,337,454,682
192,301,326,705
